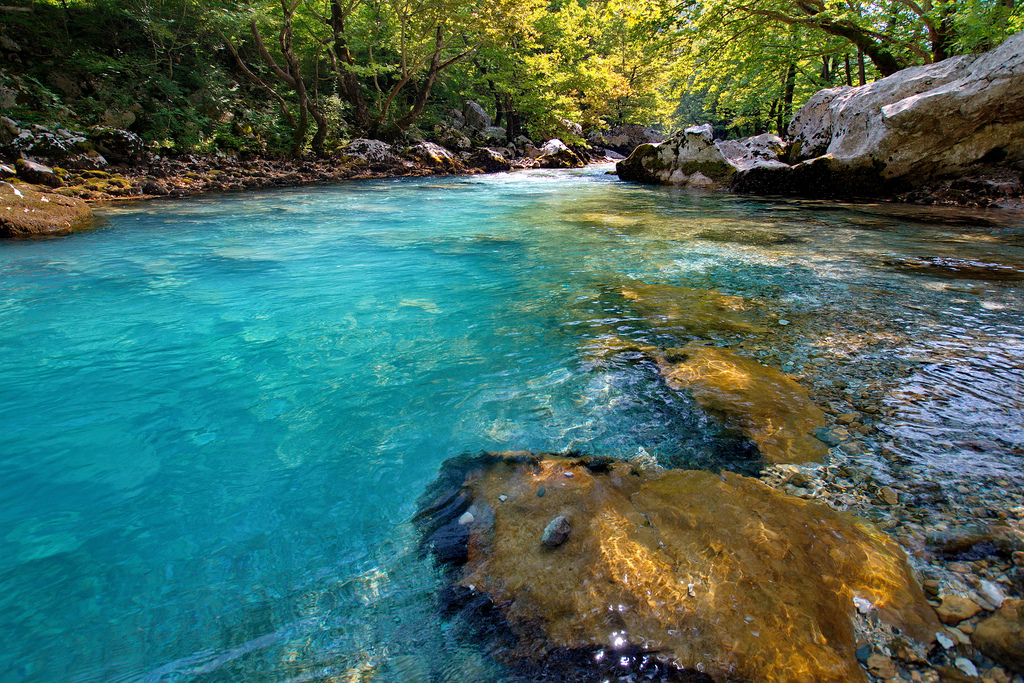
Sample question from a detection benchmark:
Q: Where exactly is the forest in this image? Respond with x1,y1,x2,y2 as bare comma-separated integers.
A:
0,0,1021,158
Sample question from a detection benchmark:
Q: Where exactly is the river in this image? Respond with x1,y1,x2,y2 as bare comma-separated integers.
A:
1,165,1022,682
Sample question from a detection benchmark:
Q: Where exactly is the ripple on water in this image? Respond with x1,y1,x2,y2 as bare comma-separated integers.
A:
1,167,1024,682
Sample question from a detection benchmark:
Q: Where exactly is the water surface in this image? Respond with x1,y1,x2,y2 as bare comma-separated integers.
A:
1,166,1023,682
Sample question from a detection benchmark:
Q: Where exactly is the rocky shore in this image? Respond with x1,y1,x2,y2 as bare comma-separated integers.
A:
0,104,599,237
616,30,1024,209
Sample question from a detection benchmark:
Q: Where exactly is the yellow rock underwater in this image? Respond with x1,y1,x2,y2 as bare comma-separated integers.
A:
654,344,829,464
620,283,765,337
418,452,940,683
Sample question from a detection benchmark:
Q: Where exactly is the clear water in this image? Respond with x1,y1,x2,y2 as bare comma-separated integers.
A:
1,166,1023,682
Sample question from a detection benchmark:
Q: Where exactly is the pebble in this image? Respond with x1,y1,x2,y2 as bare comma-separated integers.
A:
955,657,978,678
458,511,474,525
936,595,982,624
936,631,955,649
537,487,546,497
980,580,1006,608
541,515,571,548
498,494,508,502
778,319,790,326
866,653,896,679
879,486,900,506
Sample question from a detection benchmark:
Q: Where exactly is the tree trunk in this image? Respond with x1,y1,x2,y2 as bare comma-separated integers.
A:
857,49,866,85
329,0,370,130
782,62,797,128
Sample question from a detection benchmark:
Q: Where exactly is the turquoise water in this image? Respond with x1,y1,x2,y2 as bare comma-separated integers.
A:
2,166,1023,682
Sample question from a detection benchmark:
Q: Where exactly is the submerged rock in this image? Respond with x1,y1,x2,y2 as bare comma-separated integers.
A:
654,344,829,464
0,182,93,237
972,598,1024,672
418,452,940,682
620,283,764,336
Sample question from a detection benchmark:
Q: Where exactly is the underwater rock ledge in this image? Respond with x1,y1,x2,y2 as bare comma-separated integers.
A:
416,451,940,683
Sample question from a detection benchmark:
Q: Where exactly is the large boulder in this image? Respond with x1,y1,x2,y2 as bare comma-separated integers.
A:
591,124,666,156
407,141,462,173
0,182,93,237
786,30,1024,191
87,126,145,164
616,124,735,186
537,138,585,168
342,138,399,164
463,101,492,131
417,451,940,683
467,147,512,172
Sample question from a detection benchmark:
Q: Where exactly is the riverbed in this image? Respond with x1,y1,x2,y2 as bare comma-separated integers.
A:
1,165,1022,682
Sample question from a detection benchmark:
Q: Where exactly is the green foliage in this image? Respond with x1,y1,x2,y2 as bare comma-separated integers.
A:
0,0,1020,154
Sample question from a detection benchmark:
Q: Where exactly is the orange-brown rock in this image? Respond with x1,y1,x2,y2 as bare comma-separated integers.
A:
972,599,1024,672
421,453,940,683
654,344,828,463
0,182,93,237
620,283,765,337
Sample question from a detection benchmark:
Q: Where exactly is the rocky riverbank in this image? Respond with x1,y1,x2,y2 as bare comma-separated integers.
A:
0,106,602,236
617,30,1024,209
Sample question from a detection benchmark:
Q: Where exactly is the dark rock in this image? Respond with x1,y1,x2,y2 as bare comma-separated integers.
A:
15,158,63,187
541,515,571,547
141,180,169,196
927,524,1024,560
0,163,14,179
87,127,146,163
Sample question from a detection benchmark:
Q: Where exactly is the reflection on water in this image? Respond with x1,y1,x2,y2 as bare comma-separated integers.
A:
0,165,1022,681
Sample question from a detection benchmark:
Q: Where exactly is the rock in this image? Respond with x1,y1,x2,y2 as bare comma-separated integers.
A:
467,147,511,172
786,30,1024,193
408,141,462,173
537,139,585,168
973,599,1024,672
540,515,571,547
592,124,666,156
15,158,63,187
616,124,736,186
927,524,1024,559
100,109,137,129
956,657,980,678
619,283,764,336
653,344,829,464
523,143,543,158
0,183,93,237
141,180,169,196
0,163,14,179
937,595,983,624
343,138,398,164
463,101,492,131
417,452,941,682
716,133,788,171
87,126,145,163
879,486,900,506
867,653,897,679
480,126,506,142
433,125,473,151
